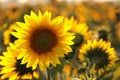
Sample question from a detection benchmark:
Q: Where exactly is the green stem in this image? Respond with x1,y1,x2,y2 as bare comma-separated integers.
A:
60,73,64,80
47,68,51,80
39,69,47,80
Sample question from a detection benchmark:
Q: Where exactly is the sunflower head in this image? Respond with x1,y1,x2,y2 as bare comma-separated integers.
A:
64,17,92,60
65,17,92,47
79,39,118,73
91,10,102,22
12,11,75,70
6,4,22,20
98,29,108,41
62,63,78,77
0,43,39,80
75,4,90,23
3,23,18,45
72,24,92,46
108,6,117,22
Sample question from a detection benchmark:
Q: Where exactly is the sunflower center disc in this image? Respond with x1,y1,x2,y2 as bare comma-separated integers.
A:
30,28,57,54
86,48,109,69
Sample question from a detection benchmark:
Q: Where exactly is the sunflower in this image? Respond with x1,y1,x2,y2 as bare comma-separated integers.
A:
92,25,111,41
74,4,90,23
62,64,78,80
62,64,77,77
0,43,39,80
91,10,102,23
5,4,22,21
41,4,58,17
79,39,118,74
12,11,75,70
108,6,117,22
59,4,76,19
65,17,92,46
3,23,18,45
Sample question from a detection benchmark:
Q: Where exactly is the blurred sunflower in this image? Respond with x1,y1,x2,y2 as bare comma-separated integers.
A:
70,23,92,46
3,23,18,45
41,5,58,17
92,25,111,41
0,43,39,80
0,13,8,26
108,6,117,22
62,64,72,76
79,39,118,74
91,10,102,23
62,64,78,80
59,4,76,19
5,4,22,21
12,11,75,70
62,64,78,77
74,4,90,23
65,17,92,46
91,3,108,23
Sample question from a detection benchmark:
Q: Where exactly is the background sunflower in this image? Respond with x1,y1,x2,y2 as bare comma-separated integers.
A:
3,23,18,45
79,39,118,74
0,43,39,80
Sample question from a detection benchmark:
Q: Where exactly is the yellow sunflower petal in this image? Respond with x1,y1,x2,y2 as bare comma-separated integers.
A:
17,50,26,59
9,72,18,80
33,71,39,79
0,67,16,74
26,54,37,68
16,22,28,29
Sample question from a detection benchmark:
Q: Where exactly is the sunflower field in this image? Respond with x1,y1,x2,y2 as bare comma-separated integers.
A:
0,0,120,80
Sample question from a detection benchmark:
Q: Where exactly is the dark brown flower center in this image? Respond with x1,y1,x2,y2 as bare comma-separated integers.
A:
12,7,17,13
30,28,57,54
86,48,110,70
15,59,33,76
